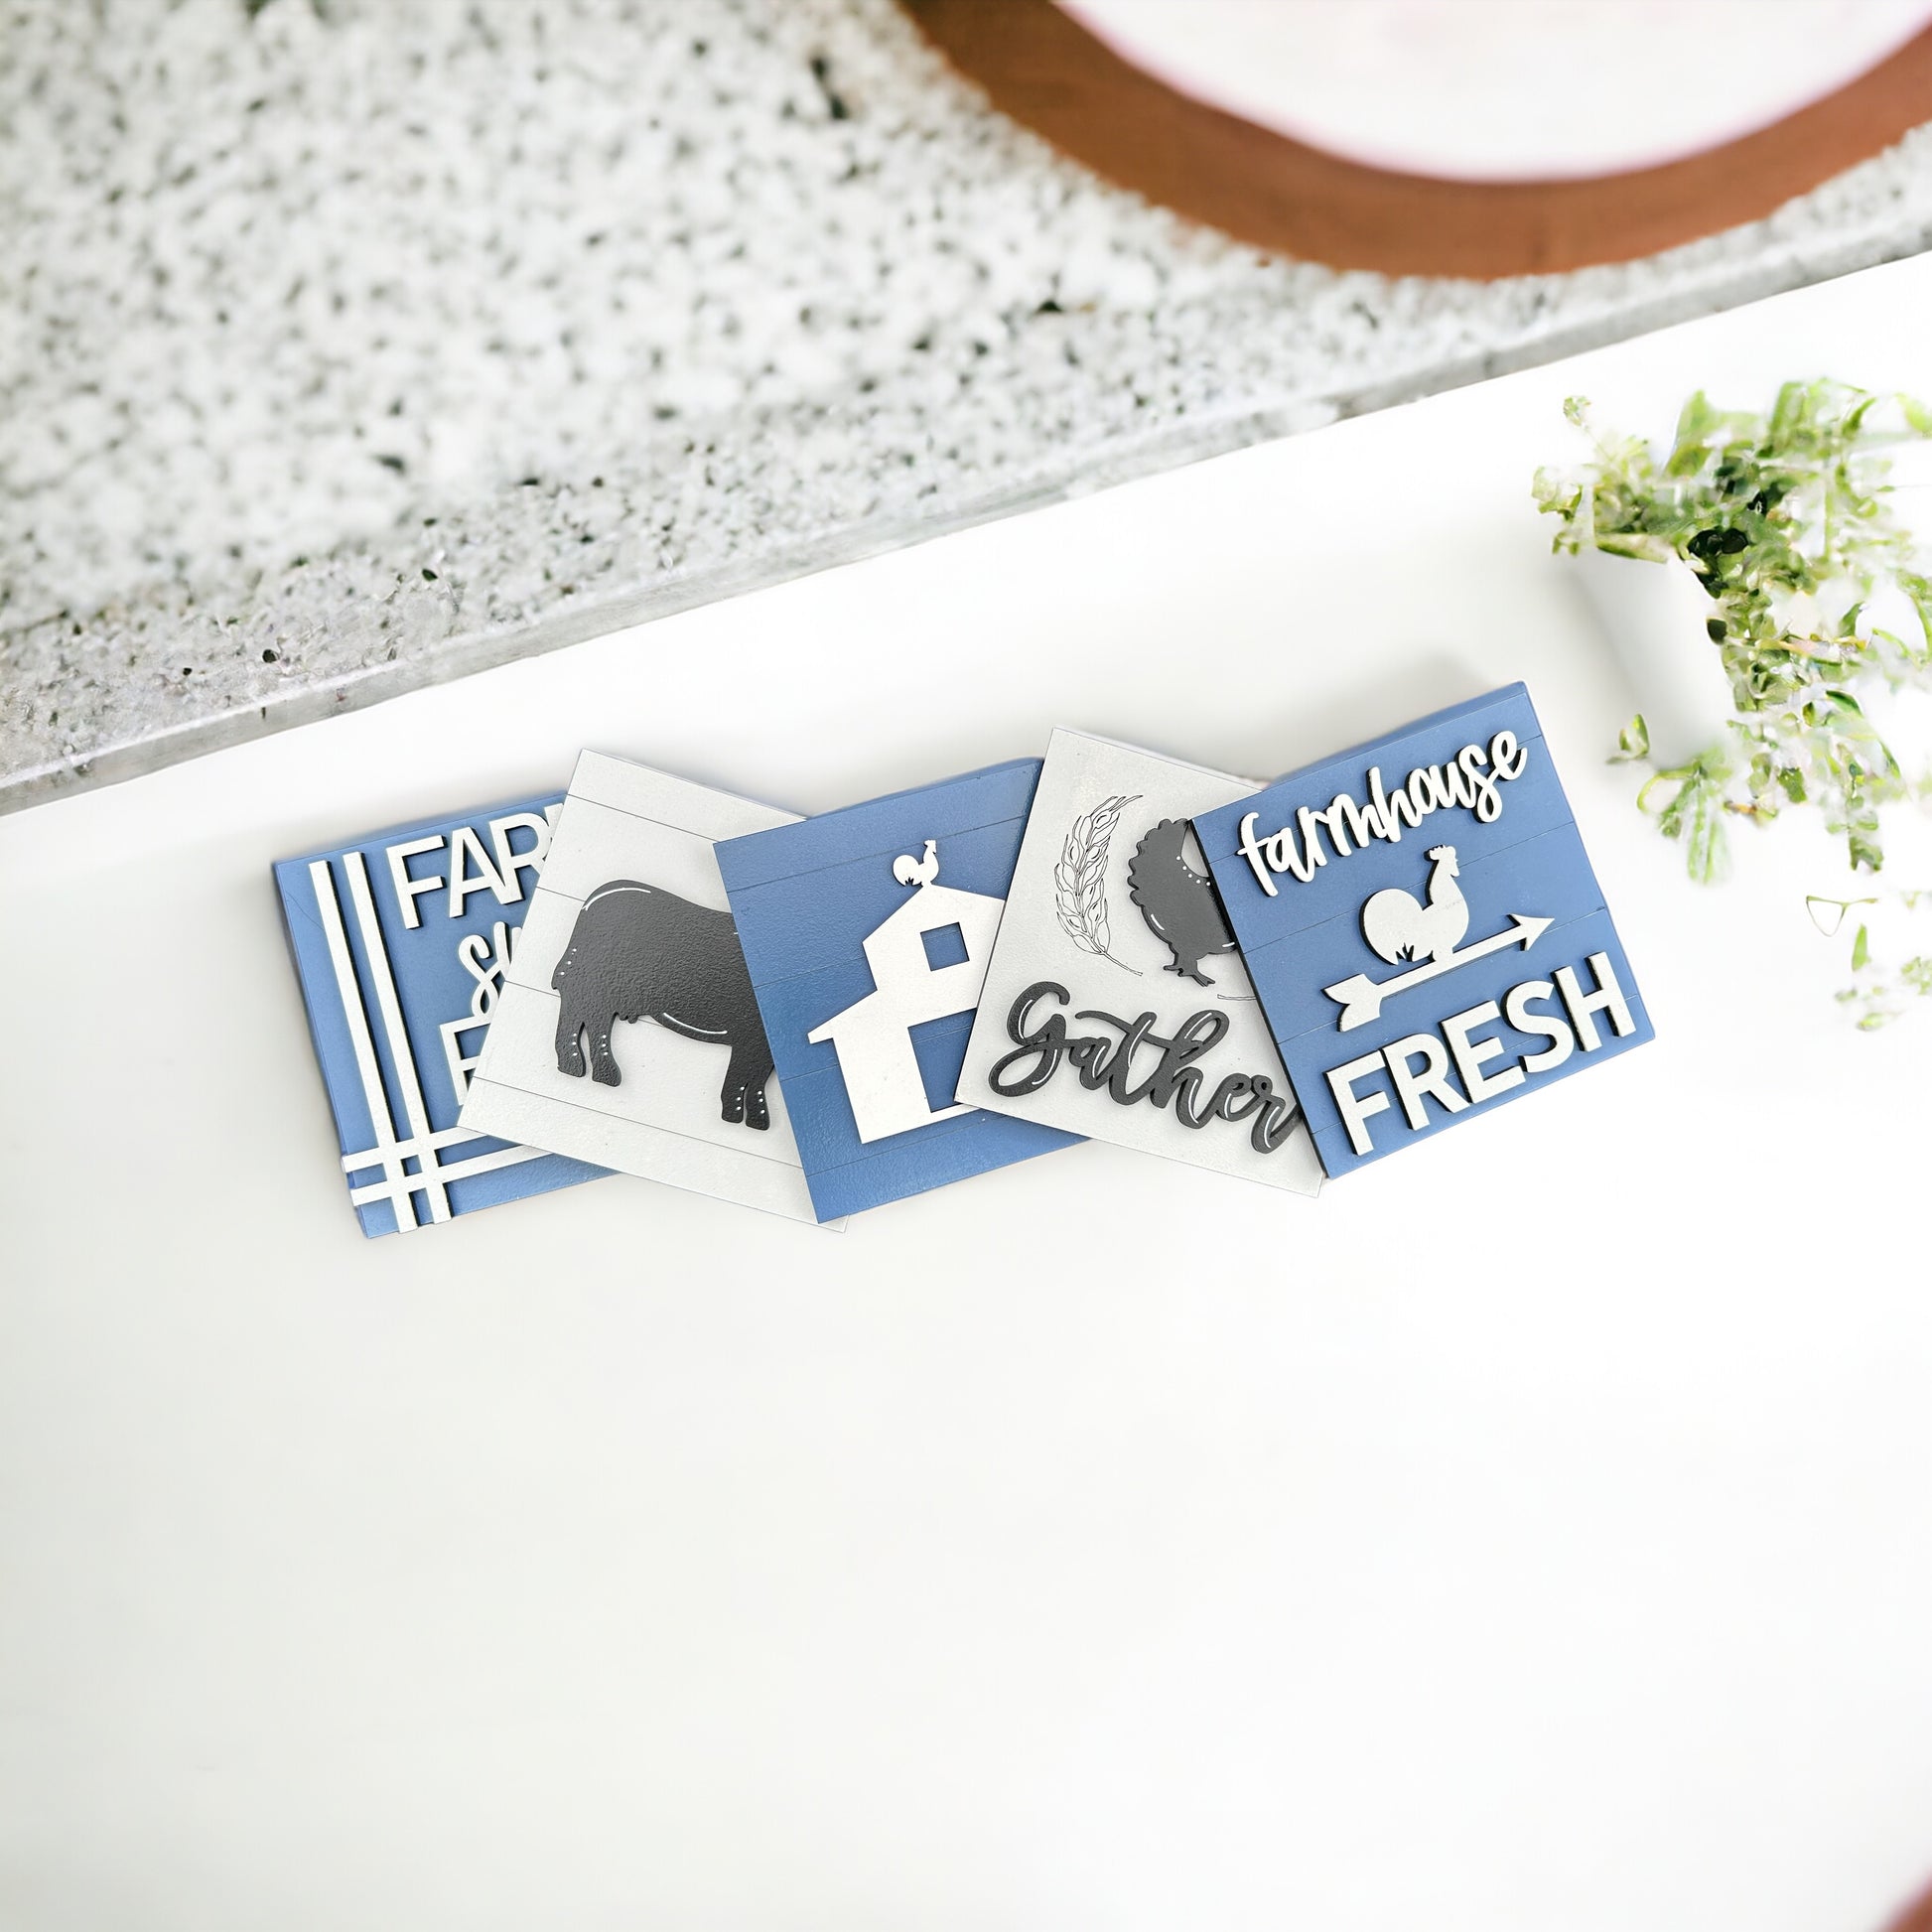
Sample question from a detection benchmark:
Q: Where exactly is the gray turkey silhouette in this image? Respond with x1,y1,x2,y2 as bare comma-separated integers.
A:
1127,816,1239,986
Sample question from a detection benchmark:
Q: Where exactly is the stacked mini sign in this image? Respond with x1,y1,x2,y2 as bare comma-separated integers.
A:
277,683,1652,1233
275,793,608,1235
1195,685,1652,1173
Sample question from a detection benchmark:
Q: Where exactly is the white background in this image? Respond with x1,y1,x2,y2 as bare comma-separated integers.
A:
5,258,1932,1932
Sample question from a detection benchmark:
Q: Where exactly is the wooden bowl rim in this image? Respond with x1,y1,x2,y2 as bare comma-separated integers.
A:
900,0,1932,278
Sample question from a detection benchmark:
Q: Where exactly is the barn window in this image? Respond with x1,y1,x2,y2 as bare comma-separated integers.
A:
921,922,969,971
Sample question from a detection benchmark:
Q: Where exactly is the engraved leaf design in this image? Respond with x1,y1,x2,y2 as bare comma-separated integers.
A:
1052,792,1142,975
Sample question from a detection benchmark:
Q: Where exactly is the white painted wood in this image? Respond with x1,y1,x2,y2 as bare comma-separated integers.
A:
460,751,821,1225
959,729,1323,1193
808,859,1003,1144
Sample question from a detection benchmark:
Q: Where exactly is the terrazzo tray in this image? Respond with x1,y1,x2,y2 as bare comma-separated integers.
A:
9,0,1932,817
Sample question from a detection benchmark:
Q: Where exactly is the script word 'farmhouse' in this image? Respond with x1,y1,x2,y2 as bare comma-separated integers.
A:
1236,731,1531,895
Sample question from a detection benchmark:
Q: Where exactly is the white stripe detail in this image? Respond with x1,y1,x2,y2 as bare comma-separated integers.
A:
310,858,421,1233
346,1140,550,1207
313,853,563,1235
342,851,451,1227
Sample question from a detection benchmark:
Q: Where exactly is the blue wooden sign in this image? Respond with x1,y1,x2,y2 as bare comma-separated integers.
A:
1193,684,1652,1175
276,794,609,1235
716,759,1082,1220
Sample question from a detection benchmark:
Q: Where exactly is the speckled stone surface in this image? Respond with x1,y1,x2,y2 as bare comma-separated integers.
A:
8,0,1932,814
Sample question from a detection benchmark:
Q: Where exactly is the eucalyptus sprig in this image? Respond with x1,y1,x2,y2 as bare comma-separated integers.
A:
1535,380,1932,879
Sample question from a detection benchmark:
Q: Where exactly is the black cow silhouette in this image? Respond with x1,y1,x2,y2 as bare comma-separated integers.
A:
552,880,775,1130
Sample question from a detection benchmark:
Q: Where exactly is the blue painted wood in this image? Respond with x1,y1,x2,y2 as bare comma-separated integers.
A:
1193,684,1653,1175
274,794,610,1236
717,759,1082,1220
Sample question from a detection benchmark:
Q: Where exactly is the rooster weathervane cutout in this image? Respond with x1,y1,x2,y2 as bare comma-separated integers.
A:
1322,845,1551,1032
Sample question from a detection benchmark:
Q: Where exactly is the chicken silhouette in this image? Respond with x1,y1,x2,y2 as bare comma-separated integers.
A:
1127,817,1239,986
1361,846,1468,965
893,839,939,889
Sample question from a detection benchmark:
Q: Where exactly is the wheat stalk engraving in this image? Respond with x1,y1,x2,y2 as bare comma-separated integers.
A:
1053,793,1142,975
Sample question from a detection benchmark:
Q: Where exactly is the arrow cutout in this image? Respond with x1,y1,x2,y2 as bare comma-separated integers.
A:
1323,913,1554,1032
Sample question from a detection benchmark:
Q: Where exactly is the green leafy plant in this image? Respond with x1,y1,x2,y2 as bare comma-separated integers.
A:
1535,379,1932,1023
1802,889,1932,1031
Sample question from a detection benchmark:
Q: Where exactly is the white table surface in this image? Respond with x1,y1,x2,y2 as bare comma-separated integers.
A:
6,257,1932,1932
